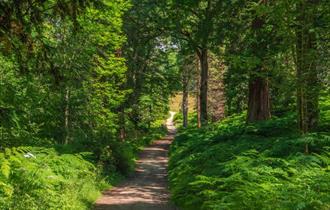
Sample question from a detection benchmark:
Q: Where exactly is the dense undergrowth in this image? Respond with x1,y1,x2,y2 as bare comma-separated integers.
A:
169,98,330,210
0,123,166,210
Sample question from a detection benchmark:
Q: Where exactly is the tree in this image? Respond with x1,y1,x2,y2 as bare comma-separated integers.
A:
122,0,180,133
168,0,228,126
0,0,130,146
177,48,195,127
245,0,272,122
295,0,322,133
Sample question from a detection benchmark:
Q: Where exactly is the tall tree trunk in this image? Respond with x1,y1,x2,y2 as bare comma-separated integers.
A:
247,0,271,123
247,76,271,122
119,106,126,141
296,0,319,134
196,87,201,128
182,72,189,128
64,88,70,144
195,54,201,128
182,90,188,128
198,48,208,126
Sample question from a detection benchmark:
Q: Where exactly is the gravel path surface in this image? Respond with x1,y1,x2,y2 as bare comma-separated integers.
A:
94,112,177,210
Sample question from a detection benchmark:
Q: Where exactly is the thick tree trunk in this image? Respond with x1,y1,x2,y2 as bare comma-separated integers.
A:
296,1,319,133
198,48,208,126
247,0,271,123
247,76,271,122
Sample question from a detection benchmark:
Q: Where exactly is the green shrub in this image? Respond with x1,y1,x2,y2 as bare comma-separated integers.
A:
0,147,109,210
169,112,330,210
0,119,167,210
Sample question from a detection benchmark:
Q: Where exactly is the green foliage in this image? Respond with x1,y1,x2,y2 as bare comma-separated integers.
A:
0,147,108,210
0,0,130,147
122,0,180,130
319,94,330,132
169,107,330,209
1,0,328,208
0,120,166,210
0,0,172,208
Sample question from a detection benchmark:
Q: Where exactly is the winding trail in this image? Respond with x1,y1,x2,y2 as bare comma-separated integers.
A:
94,112,177,210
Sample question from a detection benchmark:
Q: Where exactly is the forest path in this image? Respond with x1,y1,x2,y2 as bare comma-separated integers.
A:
94,112,178,210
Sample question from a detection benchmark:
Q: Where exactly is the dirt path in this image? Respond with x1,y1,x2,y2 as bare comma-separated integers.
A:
94,112,177,210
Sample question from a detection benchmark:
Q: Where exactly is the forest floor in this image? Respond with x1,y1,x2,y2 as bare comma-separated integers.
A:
94,112,178,210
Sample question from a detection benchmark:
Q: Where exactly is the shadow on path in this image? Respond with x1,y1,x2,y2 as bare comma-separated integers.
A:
94,112,177,210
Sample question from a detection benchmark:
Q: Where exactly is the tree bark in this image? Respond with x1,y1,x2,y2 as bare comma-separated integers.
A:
182,69,189,128
195,54,201,128
296,0,319,133
198,48,208,126
247,76,271,122
64,88,70,144
182,88,188,128
119,106,126,141
247,0,271,123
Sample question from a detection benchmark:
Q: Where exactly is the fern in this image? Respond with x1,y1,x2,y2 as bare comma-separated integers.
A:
169,112,330,210
0,147,112,210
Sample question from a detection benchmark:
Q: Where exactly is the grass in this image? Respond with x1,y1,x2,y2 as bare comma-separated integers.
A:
169,98,330,210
